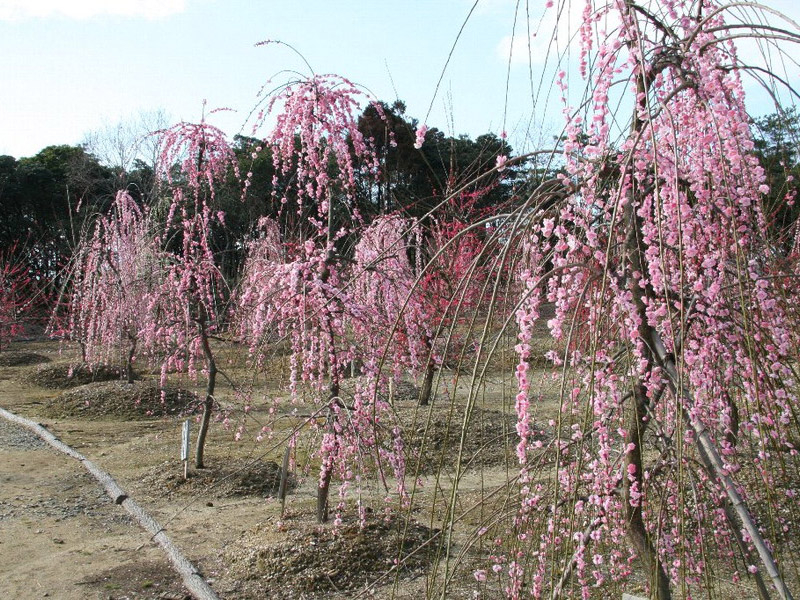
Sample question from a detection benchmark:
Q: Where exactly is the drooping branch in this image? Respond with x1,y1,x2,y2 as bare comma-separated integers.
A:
650,331,794,600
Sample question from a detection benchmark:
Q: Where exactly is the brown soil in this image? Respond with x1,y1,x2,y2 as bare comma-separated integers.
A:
0,351,51,367
1,341,491,600
0,418,190,600
29,362,133,389
3,338,787,600
41,380,198,420
224,513,439,599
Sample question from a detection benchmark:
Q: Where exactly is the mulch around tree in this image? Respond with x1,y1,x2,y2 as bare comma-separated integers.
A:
223,514,439,599
40,380,197,420
0,351,51,367
139,457,293,500
401,404,548,473
339,377,548,472
28,362,133,389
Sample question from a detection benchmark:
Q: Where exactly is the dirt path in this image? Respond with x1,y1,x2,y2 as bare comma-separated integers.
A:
0,417,190,599
0,345,523,599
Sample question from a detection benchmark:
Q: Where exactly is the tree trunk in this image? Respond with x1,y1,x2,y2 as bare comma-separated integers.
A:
619,125,790,597
195,316,216,470
621,103,673,596
195,395,213,470
125,335,136,384
623,197,788,598
278,445,291,517
650,332,793,600
317,442,332,523
419,359,435,406
316,236,341,524
317,378,339,524
419,335,436,406
624,385,672,600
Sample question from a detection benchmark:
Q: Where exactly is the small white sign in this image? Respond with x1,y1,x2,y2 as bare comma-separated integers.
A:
181,419,191,462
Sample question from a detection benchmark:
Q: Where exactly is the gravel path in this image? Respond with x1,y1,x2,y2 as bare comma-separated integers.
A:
0,411,189,599
0,416,123,523
0,416,47,450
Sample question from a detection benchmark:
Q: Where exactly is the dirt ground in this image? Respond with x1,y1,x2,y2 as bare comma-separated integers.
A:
0,417,189,599
0,340,531,600
3,338,789,600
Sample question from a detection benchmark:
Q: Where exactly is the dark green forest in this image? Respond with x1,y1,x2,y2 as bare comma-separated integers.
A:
1,103,797,301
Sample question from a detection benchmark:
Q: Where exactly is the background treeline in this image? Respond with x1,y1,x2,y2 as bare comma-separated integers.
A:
1,102,515,286
1,102,797,307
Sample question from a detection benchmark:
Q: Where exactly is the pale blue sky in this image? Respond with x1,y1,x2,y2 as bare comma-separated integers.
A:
1,0,798,160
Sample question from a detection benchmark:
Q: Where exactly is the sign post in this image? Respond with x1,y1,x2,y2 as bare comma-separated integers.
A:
278,445,291,517
181,419,191,479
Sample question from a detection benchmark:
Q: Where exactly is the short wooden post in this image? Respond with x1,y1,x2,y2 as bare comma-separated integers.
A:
181,419,191,479
278,445,291,517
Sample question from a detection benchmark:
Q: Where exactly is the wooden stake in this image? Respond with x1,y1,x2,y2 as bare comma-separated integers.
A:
181,419,190,480
278,445,291,518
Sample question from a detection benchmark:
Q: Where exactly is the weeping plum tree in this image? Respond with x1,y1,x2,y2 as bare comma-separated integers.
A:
144,117,238,469
237,70,406,523
479,0,800,598
351,214,432,399
417,214,489,404
61,115,237,469
0,248,32,351
63,191,158,382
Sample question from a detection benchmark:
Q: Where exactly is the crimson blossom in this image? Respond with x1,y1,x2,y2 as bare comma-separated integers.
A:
0,249,32,351
352,210,492,407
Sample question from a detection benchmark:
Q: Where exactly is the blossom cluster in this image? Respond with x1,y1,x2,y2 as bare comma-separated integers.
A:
505,0,800,597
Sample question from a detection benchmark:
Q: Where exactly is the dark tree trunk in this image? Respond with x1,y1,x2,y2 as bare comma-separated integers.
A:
125,335,136,384
623,385,672,600
317,377,340,524
419,358,435,406
618,43,673,599
195,316,216,469
316,243,340,524
418,334,436,406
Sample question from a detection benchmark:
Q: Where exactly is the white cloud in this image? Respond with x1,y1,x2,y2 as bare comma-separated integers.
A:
495,1,589,67
497,32,549,67
0,0,187,21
